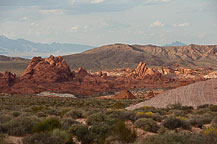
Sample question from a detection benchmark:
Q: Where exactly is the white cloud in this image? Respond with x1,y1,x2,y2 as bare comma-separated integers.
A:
173,22,190,27
150,20,164,27
91,0,104,4
39,9,64,15
69,26,79,32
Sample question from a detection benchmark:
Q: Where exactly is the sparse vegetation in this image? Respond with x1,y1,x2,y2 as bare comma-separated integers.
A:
0,95,216,144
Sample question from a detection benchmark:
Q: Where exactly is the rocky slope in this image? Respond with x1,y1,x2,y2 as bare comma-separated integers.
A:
126,78,217,110
63,44,217,70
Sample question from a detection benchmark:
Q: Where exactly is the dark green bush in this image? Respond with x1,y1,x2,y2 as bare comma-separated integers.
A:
0,114,13,124
34,117,61,132
190,113,214,127
86,113,108,125
70,124,93,144
61,118,79,130
144,131,205,144
134,118,159,133
2,116,39,136
112,120,136,143
12,111,21,117
90,122,111,143
209,105,217,112
23,132,69,144
162,117,191,130
66,110,84,119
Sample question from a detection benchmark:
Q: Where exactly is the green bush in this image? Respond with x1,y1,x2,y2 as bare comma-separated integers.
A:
23,132,68,144
61,118,79,130
190,113,214,127
70,124,93,144
52,129,74,144
0,114,13,124
112,120,136,143
86,113,107,125
34,117,61,132
90,122,111,143
162,117,191,130
12,111,21,117
144,131,205,144
134,118,159,133
66,110,84,119
209,105,217,112
2,116,39,136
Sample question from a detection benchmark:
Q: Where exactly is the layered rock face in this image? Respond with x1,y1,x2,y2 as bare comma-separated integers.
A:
113,90,136,99
21,55,74,82
132,62,164,81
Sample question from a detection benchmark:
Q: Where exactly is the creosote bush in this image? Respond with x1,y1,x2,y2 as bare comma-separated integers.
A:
112,120,137,143
34,117,61,132
134,118,159,133
162,116,191,130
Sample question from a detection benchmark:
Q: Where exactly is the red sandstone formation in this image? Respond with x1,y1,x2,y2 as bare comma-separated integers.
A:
21,55,74,83
113,90,136,99
0,57,203,96
74,67,88,78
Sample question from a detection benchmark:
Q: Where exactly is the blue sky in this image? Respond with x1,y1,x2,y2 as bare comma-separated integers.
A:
0,0,216,46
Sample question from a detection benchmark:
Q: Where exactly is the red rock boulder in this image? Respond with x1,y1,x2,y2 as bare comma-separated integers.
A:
113,90,136,99
21,55,74,83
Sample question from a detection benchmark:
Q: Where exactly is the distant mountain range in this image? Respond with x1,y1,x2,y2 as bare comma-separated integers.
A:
163,41,187,47
63,43,217,70
0,35,94,58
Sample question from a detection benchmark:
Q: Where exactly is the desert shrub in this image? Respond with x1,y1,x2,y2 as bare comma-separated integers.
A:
169,109,187,117
157,126,169,134
61,118,79,130
70,124,93,144
2,116,39,136
197,104,210,109
209,105,217,112
34,117,61,132
144,131,205,144
23,132,67,144
66,110,84,119
162,116,191,130
107,110,136,122
37,112,46,118
12,111,21,117
112,120,136,143
190,113,214,127
52,129,74,144
134,118,159,133
44,109,58,116
112,102,125,109
86,113,108,125
194,108,210,115
211,116,217,125
90,122,112,143
0,133,7,144
0,114,13,124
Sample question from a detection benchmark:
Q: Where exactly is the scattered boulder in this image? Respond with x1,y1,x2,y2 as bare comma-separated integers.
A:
21,55,74,83
113,90,136,99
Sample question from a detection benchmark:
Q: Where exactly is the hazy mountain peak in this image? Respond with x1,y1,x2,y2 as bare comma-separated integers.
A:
163,41,187,47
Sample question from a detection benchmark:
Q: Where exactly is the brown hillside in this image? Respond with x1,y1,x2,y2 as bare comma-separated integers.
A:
63,44,217,71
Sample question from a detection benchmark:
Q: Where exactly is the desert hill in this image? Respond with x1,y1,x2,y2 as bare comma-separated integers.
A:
63,44,217,71
126,78,217,110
